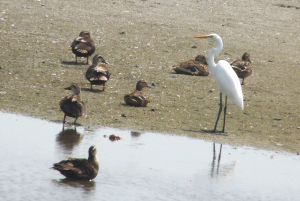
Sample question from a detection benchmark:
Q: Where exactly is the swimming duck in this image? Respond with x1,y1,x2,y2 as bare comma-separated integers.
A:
70,31,95,65
231,52,252,85
124,80,152,107
85,54,110,92
59,84,87,124
172,55,209,76
52,146,99,180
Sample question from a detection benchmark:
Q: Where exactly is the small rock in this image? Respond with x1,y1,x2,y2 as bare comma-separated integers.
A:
131,131,141,137
109,134,122,141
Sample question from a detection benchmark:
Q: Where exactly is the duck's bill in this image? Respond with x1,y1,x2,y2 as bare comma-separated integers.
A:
64,87,71,90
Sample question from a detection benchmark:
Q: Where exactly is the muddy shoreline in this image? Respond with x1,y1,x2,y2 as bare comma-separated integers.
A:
0,0,299,153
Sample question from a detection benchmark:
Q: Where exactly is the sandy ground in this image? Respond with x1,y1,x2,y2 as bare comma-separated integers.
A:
0,0,300,153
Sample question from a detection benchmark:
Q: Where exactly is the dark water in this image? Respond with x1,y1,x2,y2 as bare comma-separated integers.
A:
0,112,299,201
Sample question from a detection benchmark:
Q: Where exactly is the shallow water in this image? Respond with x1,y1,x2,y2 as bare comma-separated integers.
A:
0,112,299,201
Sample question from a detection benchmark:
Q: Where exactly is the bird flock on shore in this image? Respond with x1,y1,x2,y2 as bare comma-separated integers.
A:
53,31,253,180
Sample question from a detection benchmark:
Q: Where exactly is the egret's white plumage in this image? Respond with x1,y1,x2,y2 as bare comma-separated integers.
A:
195,34,243,132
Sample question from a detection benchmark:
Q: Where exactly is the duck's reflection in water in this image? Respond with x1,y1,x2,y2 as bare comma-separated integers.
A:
56,126,84,150
52,178,95,193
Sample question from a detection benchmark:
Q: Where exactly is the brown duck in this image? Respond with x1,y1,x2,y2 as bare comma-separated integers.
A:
52,146,99,180
59,84,87,124
71,31,95,65
172,55,209,76
124,80,152,107
231,52,252,85
85,54,110,92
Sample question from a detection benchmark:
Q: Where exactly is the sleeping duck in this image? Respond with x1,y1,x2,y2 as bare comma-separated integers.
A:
231,52,252,85
124,80,152,107
172,55,209,76
52,146,99,180
85,54,110,92
70,31,95,65
59,84,87,124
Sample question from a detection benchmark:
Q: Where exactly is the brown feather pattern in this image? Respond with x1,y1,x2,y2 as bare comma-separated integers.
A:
52,146,99,180
172,55,209,76
71,31,95,64
59,84,87,123
85,55,110,91
124,80,152,107
231,52,253,85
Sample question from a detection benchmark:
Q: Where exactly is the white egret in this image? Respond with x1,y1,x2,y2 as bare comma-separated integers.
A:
194,34,243,133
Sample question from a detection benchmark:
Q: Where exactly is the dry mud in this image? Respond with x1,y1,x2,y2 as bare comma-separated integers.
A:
0,0,300,153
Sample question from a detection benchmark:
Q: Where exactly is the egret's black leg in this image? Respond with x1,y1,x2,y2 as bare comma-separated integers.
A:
222,96,227,133
213,93,223,132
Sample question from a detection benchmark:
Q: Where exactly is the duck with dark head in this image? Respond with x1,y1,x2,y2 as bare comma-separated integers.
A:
59,84,87,124
124,80,152,107
172,54,209,76
85,54,110,92
231,52,252,85
52,146,99,180
70,31,95,65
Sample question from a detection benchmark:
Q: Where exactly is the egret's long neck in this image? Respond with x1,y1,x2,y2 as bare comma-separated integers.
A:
207,37,223,72
207,48,217,69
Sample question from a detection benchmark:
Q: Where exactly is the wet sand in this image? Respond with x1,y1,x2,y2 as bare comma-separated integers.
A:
0,0,299,153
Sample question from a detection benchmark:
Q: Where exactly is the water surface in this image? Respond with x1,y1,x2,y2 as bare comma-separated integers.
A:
0,112,299,201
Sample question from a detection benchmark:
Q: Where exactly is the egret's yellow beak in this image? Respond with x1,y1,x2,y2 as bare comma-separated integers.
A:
194,35,210,38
